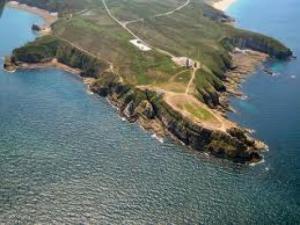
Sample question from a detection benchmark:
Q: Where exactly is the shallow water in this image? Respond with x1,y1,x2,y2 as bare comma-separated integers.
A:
0,2,299,225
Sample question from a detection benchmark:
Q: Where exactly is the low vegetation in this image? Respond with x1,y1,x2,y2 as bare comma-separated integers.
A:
6,0,290,162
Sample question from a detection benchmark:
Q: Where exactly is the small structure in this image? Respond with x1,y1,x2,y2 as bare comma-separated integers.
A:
129,39,151,51
172,57,194,68
50,12,58,17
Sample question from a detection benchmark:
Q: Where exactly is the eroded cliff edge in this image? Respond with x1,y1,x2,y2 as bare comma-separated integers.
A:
5,33,292,163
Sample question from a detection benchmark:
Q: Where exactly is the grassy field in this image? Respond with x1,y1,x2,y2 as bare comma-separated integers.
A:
48,0,232,97
52,7,181,85
11,0,291,126
182,102,215,121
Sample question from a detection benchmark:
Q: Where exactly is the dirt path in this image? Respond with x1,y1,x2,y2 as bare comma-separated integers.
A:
185,61,200,94
164,93,235,131
101,0,235,132
102,0,141,41
153,0,190,18
102,0,181,59
123,0,190,25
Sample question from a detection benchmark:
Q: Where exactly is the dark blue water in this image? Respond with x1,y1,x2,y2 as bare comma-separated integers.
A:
228,0,300,222
0,2,299,225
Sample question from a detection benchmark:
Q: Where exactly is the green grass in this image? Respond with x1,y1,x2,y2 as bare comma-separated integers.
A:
176,101,216,121
184,103,214,121
52,9,181,85
173,70,191,83
13,0,291,106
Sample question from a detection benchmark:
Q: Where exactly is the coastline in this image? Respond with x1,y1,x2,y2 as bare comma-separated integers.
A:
213,0,237,11
219,49,268,111
16,58,82,76
3,2,274,163
6,1,57,26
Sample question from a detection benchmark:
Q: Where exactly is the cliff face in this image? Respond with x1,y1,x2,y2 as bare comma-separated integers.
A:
229,37,292,59
12,36,109,77
11,33,291,163
90,78,263,163
224,29,293,59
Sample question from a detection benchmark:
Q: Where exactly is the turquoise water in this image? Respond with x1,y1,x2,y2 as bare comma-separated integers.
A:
0,2,299,225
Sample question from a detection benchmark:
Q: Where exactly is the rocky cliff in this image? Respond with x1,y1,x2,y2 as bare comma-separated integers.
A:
12,36,109,77
224,28,293,59
9,33,291,163
90,76,263,163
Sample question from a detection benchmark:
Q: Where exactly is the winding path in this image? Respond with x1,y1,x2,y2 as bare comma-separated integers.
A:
122,0,190,26
102,0,141,41
102,0,186,60
100,0,230,130
185,62,200,95
153,0,190,18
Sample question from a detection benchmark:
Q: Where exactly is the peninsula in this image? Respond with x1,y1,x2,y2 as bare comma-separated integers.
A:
2,0,292,163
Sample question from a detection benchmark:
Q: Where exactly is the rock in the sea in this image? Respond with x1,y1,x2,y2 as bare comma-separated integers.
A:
32,24,42,31
3,56,16,72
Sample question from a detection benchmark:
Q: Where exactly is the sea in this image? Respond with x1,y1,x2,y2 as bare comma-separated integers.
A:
0,0,299,224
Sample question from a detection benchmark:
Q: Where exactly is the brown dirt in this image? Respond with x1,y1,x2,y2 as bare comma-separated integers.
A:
164,93,236,132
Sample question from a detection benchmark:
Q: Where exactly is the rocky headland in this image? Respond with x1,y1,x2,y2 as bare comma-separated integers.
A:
2,0,293,164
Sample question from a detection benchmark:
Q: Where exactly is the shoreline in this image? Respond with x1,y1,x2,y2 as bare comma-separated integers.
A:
10,58,98,97
6,1,57,26
9,54,268,164
213,0,237,11
219,49,268,111
4,2,270,163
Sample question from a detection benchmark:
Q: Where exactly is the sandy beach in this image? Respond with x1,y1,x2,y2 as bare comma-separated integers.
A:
213,0,237,11
6,1,57,26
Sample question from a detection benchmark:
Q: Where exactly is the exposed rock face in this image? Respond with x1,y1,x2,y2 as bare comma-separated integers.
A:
3,56,16,72
123,100,135,118
11,35,291,163
201,3,235,23
228,36,293,59
91,79,264,163
32,24,42,31
135,100,156,119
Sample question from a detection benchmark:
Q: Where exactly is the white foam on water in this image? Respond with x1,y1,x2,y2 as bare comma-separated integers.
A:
249,158,265,167
248,129,256,134
240,95,248,101
117,115,127,122
151,134,164,143
86,90,94,95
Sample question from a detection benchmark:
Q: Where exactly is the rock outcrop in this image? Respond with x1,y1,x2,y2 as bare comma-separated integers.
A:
90,78,264,163
9,33,291,164
3,56,16,72
224,29,293,59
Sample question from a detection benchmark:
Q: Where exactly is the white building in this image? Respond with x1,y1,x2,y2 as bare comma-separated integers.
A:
130,39,151,51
